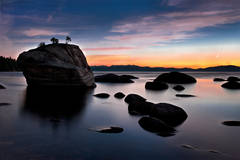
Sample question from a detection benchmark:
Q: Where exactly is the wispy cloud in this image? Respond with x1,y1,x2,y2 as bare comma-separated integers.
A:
22,28,68,37
108,9,240,47
83,47,136,51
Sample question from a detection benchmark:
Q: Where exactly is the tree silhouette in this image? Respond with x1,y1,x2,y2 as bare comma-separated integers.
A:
66,36,71,44
50,37,59,44
38,42,45,47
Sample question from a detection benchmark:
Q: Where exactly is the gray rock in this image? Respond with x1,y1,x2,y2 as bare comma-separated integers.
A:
17,44,95,88
154,72,196,84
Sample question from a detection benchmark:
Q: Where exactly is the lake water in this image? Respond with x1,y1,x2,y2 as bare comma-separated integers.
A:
0,72,240,160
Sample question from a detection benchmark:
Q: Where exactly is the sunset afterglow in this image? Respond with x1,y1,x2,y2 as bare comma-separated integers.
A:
1,0,240,68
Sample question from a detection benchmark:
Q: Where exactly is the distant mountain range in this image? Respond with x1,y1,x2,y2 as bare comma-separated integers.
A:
0,56,240,72
91,65,240,72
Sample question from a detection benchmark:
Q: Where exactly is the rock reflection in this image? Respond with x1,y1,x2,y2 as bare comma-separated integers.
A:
21,86,93,129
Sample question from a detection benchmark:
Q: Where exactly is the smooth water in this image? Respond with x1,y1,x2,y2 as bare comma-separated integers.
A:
0,72,240,160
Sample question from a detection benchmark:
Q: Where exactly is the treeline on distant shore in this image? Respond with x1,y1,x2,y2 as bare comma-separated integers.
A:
0,56,19,71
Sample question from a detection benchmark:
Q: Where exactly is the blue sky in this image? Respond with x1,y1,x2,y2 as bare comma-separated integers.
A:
1,0,240,67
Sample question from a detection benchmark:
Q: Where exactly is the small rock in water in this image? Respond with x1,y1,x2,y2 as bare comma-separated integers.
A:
95,74,134,83
50,118,61,123
154,72,197,84
221,81,240,89
176,94,196,97
173,85,185,91
0,103,11,107
208,150,220,154
222,121,240,126
94,93,110,98
227,76,240,82
114,92,125,99
0,83,6,89
124,94,146,104
213,78,225,82
145,81,168,90
94,126,124,133
181,144,196,150
121,75,138,79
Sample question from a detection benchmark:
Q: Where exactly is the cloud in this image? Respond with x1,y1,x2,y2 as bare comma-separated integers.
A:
83,47,136,51
22,28,68,37
107,9,240,47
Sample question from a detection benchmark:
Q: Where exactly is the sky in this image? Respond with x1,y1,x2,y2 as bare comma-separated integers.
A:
0,0,240,68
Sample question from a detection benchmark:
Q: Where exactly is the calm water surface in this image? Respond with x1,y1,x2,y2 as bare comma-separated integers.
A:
0,72,240,160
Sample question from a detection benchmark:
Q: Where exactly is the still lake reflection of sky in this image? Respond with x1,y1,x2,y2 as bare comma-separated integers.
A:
0,72,240,160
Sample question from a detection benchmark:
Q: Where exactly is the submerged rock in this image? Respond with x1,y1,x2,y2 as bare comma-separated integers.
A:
154,72,196,84
95,74,134,83
173,85,185,91
17,44,95,88
124,94,146,104
149,103,188,126
222,121,240,126
94,93,110,98
138,117,176,136
181,144,196,150
221,81,240,89
93,126,124,133
145,81,168,90
176,94,196,97
213,78,225,82
114,92,125,99
227,76,240,82
0,103,11,107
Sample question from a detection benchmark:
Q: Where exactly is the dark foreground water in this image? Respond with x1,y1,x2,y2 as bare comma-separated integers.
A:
0,72,240,160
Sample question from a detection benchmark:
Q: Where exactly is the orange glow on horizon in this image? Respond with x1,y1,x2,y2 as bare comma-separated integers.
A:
86,52,240,69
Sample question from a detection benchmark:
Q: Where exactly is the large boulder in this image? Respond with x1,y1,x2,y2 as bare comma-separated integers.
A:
149,103,188,126
145,81,168,90
221,81,240,89
17,44,95,88
95,73,134,83
154,72,196,84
